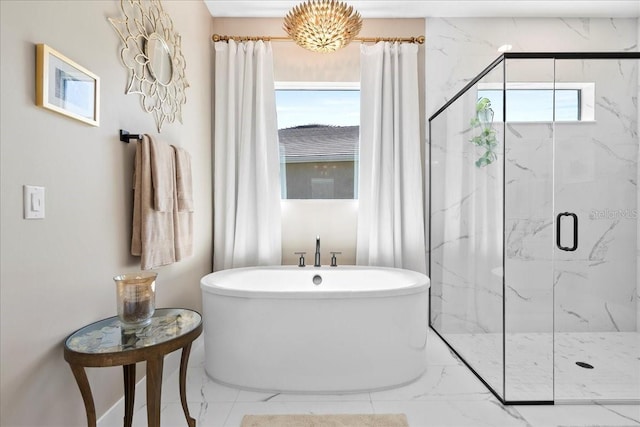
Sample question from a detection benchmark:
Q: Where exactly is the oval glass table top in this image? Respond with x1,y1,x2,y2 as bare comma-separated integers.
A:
65,308,201,354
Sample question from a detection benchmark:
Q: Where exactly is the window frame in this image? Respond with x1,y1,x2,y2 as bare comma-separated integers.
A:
275,81,361,200
477,82,595,123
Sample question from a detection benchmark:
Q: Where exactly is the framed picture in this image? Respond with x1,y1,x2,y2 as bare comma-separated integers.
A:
36,44,100,126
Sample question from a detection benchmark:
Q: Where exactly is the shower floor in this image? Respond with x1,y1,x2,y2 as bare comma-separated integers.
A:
443,331,640,403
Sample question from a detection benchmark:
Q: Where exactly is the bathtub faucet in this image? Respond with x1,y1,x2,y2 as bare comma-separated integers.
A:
314,236,321,267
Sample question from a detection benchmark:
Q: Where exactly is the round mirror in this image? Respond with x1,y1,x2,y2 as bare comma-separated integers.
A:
145,33,173,86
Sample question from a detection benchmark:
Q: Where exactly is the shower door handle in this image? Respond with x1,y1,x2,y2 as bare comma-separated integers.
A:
556,212,578,251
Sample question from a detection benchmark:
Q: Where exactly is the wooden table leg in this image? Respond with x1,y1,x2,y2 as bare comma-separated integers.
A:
179,343,196,427
123,364,136,427
69,364,97,427
146,355,164,427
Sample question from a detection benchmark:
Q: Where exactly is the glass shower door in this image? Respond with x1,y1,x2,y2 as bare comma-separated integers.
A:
553,58,640,402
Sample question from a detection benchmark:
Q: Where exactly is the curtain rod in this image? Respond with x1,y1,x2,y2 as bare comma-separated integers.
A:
211,34,425,45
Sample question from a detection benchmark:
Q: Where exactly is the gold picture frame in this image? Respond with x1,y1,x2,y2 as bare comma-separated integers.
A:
36,44,100,126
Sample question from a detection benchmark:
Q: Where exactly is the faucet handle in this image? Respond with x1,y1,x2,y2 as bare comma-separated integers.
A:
330,251,342,267
294,252,306,267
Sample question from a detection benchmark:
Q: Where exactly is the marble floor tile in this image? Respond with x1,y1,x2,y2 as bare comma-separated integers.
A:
233,387,372,403
514,404,640,427
236,391,373,403
444,331,640,402
372,400,530,427
369,364,493,401
554,332,640,401
115,329,640,427
162,366,240,403
131,401,234,427
425,329,466,367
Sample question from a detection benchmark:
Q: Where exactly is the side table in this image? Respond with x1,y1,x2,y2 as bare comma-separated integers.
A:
64,308,203,427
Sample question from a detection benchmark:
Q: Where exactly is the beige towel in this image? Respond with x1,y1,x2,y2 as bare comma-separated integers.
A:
131,135,176,270
173,145,194,212
149,137,175,212
172,145,193,260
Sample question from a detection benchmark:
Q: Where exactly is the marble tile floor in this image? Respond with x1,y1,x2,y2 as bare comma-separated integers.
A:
106,329,640,427
445,331,640,402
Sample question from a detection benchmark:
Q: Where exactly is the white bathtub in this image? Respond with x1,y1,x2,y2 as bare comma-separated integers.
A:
200,265,430,393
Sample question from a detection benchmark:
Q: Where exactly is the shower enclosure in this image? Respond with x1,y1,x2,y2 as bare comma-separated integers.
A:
429,52,640,404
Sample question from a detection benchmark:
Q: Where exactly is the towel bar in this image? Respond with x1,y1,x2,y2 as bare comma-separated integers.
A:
120,129,143,143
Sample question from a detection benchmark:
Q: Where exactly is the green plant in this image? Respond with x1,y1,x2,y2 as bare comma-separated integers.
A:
469,97,498,168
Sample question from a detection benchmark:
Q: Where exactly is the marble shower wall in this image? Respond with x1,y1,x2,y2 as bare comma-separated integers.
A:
429,64,507,396
425,18,638,118
504,58,639,334
428,18,639,336
430,70,505,336
554,59,637,333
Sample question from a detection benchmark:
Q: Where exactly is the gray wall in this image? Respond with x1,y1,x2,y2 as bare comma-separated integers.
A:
0,1,213,425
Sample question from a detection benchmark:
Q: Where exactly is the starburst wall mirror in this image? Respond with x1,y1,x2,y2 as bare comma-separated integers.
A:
109,0,189,132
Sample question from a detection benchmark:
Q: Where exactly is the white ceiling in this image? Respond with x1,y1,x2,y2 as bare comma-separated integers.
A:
204,0,640,18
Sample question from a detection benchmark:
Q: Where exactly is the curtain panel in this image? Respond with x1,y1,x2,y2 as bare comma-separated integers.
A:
213,40,282,270
357,42,427,273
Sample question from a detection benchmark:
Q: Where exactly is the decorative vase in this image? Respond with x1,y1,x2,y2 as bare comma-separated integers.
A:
113,272,157,329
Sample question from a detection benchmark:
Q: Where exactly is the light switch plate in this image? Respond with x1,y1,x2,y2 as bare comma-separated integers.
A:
23,185,45,219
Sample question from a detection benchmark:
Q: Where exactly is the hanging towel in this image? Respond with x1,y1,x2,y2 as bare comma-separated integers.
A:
149,137,176,212
173,145,194,212
131,135,176,270
172,145,194,260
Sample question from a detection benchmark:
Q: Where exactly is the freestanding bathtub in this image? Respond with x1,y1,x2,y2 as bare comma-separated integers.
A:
200,265,430,393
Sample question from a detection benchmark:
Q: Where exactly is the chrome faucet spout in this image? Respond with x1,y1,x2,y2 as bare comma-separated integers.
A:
314,236,321,267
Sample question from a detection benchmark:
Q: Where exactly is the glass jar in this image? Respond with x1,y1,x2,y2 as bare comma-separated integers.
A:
113,272,157,329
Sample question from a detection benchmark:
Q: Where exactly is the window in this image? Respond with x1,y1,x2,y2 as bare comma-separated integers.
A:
477,82,594,122
275,83,360,199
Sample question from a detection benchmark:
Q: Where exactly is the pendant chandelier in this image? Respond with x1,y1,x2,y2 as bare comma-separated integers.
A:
283,0,363,53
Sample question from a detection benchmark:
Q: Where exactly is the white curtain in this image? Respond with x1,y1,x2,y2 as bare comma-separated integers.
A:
213,40,282,270
357,42,426,273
